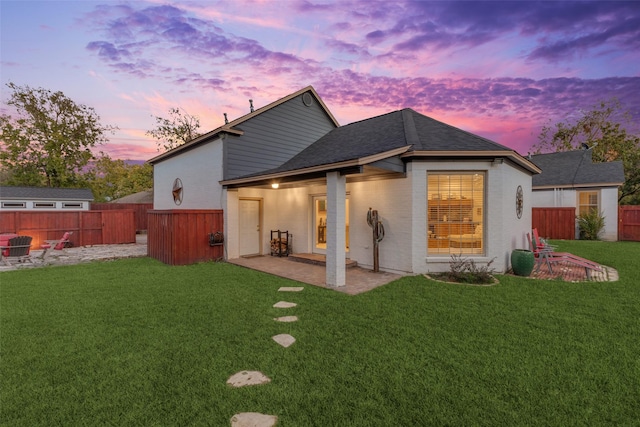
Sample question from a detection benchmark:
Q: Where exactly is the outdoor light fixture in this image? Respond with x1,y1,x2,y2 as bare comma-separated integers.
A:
271,183,279,189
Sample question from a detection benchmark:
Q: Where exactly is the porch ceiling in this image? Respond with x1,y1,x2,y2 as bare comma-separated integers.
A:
224,164,405,190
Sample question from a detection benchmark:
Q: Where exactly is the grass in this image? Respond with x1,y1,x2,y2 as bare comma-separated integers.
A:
1,241,640,426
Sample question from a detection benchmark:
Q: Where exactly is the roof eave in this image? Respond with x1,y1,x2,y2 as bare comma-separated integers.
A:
220,145,411,187
533,182,624,190
403,150,542,174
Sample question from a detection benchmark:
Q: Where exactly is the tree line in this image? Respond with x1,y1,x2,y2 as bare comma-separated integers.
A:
0,83,200,202
1,82,639,204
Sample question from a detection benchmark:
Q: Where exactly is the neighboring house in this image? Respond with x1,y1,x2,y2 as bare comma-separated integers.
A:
530,150,624,241
149,86,540,285
0,186,94,211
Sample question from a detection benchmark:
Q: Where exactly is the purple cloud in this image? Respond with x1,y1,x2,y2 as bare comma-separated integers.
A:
86,41,130,61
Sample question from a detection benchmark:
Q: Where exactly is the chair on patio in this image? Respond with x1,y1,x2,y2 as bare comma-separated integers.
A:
528,229,602,279
1,236,34,266
40,231,73,259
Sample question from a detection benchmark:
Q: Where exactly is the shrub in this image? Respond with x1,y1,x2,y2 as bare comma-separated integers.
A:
577,210,605,240
430,254,496,284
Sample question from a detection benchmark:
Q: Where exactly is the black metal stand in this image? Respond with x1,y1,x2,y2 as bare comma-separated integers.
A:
270,230,291,257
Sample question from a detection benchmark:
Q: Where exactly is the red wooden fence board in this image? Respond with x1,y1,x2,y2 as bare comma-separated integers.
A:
619,206,640,241
91,203,152,232
148,210,224,265
0,210,136,247
532,207,576,240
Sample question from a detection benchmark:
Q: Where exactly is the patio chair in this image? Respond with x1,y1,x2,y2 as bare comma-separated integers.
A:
528,229,602,279
1,236,34,266
40,231,73,259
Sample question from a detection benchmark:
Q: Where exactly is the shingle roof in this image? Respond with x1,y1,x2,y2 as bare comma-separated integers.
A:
0,186,94,201
530,150,624,187
258,108,517,174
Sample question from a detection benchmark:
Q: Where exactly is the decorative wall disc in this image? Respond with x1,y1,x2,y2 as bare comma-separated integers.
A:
172,178,183,205
516,185,523,219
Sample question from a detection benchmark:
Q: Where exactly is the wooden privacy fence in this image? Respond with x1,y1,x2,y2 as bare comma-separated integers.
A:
148,210,224,265
0,210,136,248
91,203,152,232
532,207,576,240
619,206,640,241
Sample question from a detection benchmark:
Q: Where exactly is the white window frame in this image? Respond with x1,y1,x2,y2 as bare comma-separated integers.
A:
427,172,485,256
1,202,26,209
577,190,599,216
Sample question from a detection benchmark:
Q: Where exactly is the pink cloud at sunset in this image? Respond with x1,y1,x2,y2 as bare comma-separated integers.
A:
1,0,639,160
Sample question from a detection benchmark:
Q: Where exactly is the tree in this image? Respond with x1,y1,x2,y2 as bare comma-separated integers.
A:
533,99,640,204
86,155,153,202
0,82,116,187
146,107,201,152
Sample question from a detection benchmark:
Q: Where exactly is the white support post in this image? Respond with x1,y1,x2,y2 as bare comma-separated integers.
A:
224,188,239,259
326,171,346,287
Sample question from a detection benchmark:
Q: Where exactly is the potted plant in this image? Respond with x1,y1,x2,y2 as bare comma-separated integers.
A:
511,249,534,276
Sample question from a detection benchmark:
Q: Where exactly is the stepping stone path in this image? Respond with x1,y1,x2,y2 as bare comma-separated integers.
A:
273,301,297,308
278,286,304,292
229,285,304,425
272,333,296,347
226,371,271,387
274,315,298,322
230,412,278,427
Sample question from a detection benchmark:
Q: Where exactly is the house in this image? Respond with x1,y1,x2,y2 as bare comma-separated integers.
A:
149,86,540,285
0,186,94,211
530,150,624,241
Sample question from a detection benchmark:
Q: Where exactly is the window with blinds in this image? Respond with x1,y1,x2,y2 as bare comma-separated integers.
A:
427,173,485,255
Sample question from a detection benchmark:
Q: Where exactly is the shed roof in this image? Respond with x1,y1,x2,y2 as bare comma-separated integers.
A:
530,150,624,189
0,186,94,201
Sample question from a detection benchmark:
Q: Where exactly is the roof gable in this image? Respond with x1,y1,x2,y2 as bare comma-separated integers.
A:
148,86,338,165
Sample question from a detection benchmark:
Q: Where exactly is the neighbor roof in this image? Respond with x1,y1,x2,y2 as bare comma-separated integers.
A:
222,108,540,187
530,150,624,189
111,190,153,204
0,186,94,201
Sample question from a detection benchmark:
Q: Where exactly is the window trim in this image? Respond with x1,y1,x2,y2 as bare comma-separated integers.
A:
34,202,56,209
62,202,83,209
427,171,486,256
577,190,600,216
1,202,26,209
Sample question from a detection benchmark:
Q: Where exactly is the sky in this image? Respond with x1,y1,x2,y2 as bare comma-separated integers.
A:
1,0,639,161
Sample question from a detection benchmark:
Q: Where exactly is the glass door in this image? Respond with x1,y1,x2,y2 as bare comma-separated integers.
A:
312,196,349,254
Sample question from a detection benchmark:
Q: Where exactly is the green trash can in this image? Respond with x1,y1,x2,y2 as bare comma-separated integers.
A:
511,249,535,277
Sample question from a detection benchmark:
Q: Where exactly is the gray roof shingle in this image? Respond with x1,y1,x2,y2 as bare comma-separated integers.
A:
0,186,94,201
263,108,514,174
530,150,624,187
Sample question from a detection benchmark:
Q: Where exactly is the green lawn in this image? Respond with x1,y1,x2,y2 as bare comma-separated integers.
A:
1,241,639,426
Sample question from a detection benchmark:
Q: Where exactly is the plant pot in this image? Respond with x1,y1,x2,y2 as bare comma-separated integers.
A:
511,249,534,277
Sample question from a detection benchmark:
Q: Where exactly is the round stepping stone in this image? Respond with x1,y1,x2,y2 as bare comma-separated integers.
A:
272,333,296,348
231,412,277,427
226,371,271,387
273,301,297,308
278,286,304,292
274,315,298,322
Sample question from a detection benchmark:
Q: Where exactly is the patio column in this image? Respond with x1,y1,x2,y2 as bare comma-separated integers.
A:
326,171,346,287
